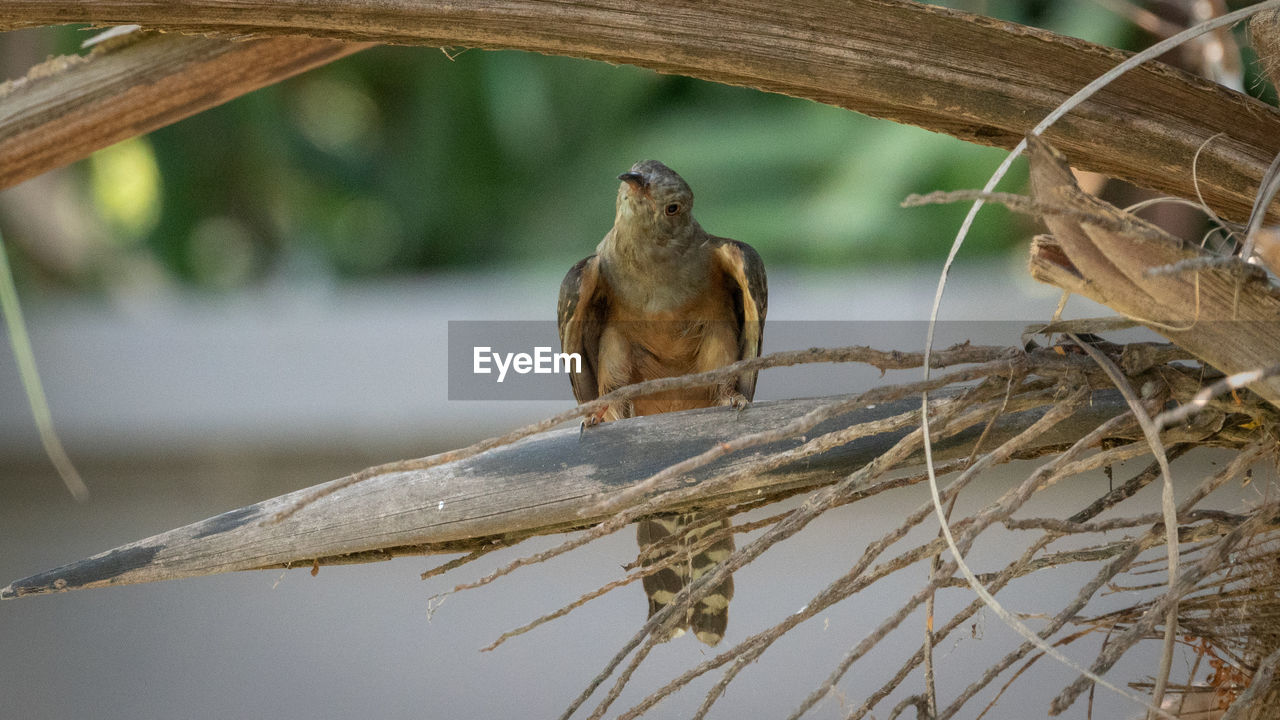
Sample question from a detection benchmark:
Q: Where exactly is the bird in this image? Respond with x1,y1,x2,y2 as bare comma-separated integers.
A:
557,160,767,646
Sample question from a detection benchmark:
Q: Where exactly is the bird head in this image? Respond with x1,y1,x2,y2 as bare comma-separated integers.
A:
614,160,698,248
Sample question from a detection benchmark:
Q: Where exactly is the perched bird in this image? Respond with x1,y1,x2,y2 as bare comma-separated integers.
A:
557,160,767,645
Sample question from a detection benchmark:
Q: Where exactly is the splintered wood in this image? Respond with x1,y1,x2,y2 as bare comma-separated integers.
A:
1025,135,1280,410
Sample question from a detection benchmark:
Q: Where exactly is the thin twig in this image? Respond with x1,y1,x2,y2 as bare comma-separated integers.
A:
626,403,1156,720
609,396,1004,720
1156,363,1280,428
1065,447,1193,525
943,442,1269,719
1066,333,1182,718
785,387,1092,718
1049,482,1278,714
852,448,1205,719
419,543,508,580
925,373,1015,717
848,534,1058,720
0,228,88,500
1238,149,1280,264
974,626,1098,720
1220,643,1280,720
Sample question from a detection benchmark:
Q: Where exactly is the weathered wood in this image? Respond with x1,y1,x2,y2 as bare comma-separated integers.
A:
1026,135,1280,409
1,1,1279,221
2,389,1136,599
1252,7,1280,90
0,30,369,190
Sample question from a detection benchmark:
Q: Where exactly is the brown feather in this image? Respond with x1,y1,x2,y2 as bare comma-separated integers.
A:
557,255,608,405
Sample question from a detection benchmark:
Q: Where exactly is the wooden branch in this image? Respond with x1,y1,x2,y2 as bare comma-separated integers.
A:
1,1,1279,221
2,388,1134,600
1025,135,1280,409
0,30,369,190
1252,7,1280,90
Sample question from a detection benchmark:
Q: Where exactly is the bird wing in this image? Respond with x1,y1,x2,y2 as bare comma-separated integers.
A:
713,239,768,400
557,254,609,404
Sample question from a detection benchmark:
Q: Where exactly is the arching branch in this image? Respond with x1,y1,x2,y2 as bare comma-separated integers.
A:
1,0,1279,223
0,31,368,190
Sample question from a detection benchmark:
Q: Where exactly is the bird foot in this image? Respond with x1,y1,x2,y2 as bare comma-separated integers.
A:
579,406,609,439
717,391,750,411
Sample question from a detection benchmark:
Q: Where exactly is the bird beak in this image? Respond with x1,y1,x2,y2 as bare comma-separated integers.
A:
618,171,647,191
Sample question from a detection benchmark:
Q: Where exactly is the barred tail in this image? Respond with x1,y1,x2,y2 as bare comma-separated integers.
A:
637,512,735,646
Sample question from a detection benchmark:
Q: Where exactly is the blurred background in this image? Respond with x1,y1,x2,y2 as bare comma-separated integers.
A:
1,1,1277,718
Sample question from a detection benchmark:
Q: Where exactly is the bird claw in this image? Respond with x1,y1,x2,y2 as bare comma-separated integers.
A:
579,407,608,439
718,391,750,414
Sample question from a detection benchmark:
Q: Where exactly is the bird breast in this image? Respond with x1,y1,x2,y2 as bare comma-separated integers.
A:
600,266,740,414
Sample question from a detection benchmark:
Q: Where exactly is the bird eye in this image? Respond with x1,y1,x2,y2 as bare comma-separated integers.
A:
665,203,681,216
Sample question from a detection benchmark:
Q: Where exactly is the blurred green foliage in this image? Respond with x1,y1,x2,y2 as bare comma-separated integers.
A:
135,45,1037,284
2,4,1274,290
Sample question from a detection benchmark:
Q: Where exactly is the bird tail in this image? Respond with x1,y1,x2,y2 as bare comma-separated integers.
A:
637,512,735,646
